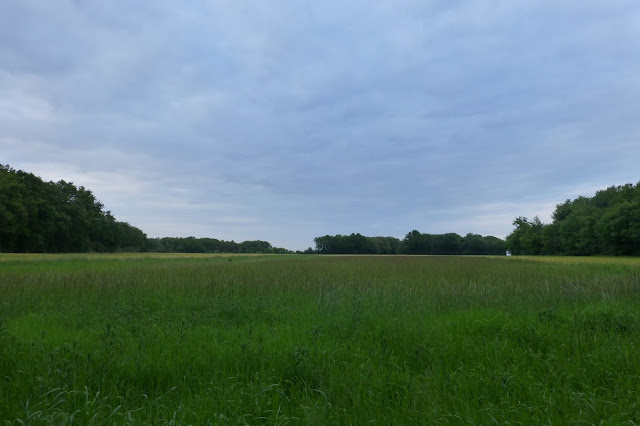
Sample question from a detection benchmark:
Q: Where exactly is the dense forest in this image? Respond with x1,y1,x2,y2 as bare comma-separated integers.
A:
146,237,290,254
313,232,506,255
401,231,506,255
314,234,402,254
0,164,147,252
506,182,640,256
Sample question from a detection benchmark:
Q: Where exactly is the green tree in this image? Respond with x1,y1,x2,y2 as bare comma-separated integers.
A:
508,180,640,256
463,233,489,255
597,201,640,255
0,165,148,253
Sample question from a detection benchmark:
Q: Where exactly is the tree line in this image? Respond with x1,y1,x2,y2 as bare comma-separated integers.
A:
146,237,290,254
0,165,292,254
7,164,637,256
313,232,506,255
0,164,507,255
506,182,640,256
0,164,147,252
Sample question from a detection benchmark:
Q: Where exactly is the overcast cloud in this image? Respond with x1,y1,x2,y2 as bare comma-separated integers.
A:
2,1,640,250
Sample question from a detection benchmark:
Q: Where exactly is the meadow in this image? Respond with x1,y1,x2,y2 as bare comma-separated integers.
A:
1,254,639,425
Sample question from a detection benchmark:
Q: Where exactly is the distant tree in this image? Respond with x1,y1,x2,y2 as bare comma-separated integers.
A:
315,234,401,254
484,235,507,255
314,235,334,254
403,230,432,254
400,230,505,255
146,236,289,254
506,217,530,255
117,221,147,252
439,233,465,255
463,233,488,255
240,240,273,253
524,216,545,255
370,236,401,254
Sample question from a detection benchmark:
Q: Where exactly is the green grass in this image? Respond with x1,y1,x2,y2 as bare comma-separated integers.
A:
1,254,639,424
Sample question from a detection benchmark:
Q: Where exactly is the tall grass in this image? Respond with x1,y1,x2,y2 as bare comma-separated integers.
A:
1,254,639,424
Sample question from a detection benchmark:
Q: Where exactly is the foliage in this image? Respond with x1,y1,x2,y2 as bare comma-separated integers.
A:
315,232,506,255
507,182,640,255
314,233,400,254
401,230,506,255
1,254,639,424
0,164,147,253
146,236,291,254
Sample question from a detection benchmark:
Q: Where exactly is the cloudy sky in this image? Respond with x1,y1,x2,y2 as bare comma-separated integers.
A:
2,1,640,250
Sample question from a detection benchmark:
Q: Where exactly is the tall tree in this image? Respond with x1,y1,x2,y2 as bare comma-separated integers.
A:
507,181,640,256
0,165,147,252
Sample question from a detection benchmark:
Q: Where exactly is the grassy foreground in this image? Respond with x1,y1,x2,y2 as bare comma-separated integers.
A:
1,254,639,424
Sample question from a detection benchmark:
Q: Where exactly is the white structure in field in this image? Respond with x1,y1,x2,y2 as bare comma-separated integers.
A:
506,251,512,256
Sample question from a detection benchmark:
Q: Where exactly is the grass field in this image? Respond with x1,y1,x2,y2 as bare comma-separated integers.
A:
1,254,639,424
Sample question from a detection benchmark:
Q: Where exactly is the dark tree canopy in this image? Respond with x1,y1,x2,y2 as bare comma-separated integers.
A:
506,182,640,256
146,237,290,254
314,232,505,255
401,231,506,255
0,164,147,252
314,233,400,254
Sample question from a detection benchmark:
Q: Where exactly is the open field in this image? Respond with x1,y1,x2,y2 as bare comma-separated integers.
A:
1,254,639,424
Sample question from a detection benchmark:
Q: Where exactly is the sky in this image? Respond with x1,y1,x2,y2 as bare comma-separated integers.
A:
2,1,640,250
